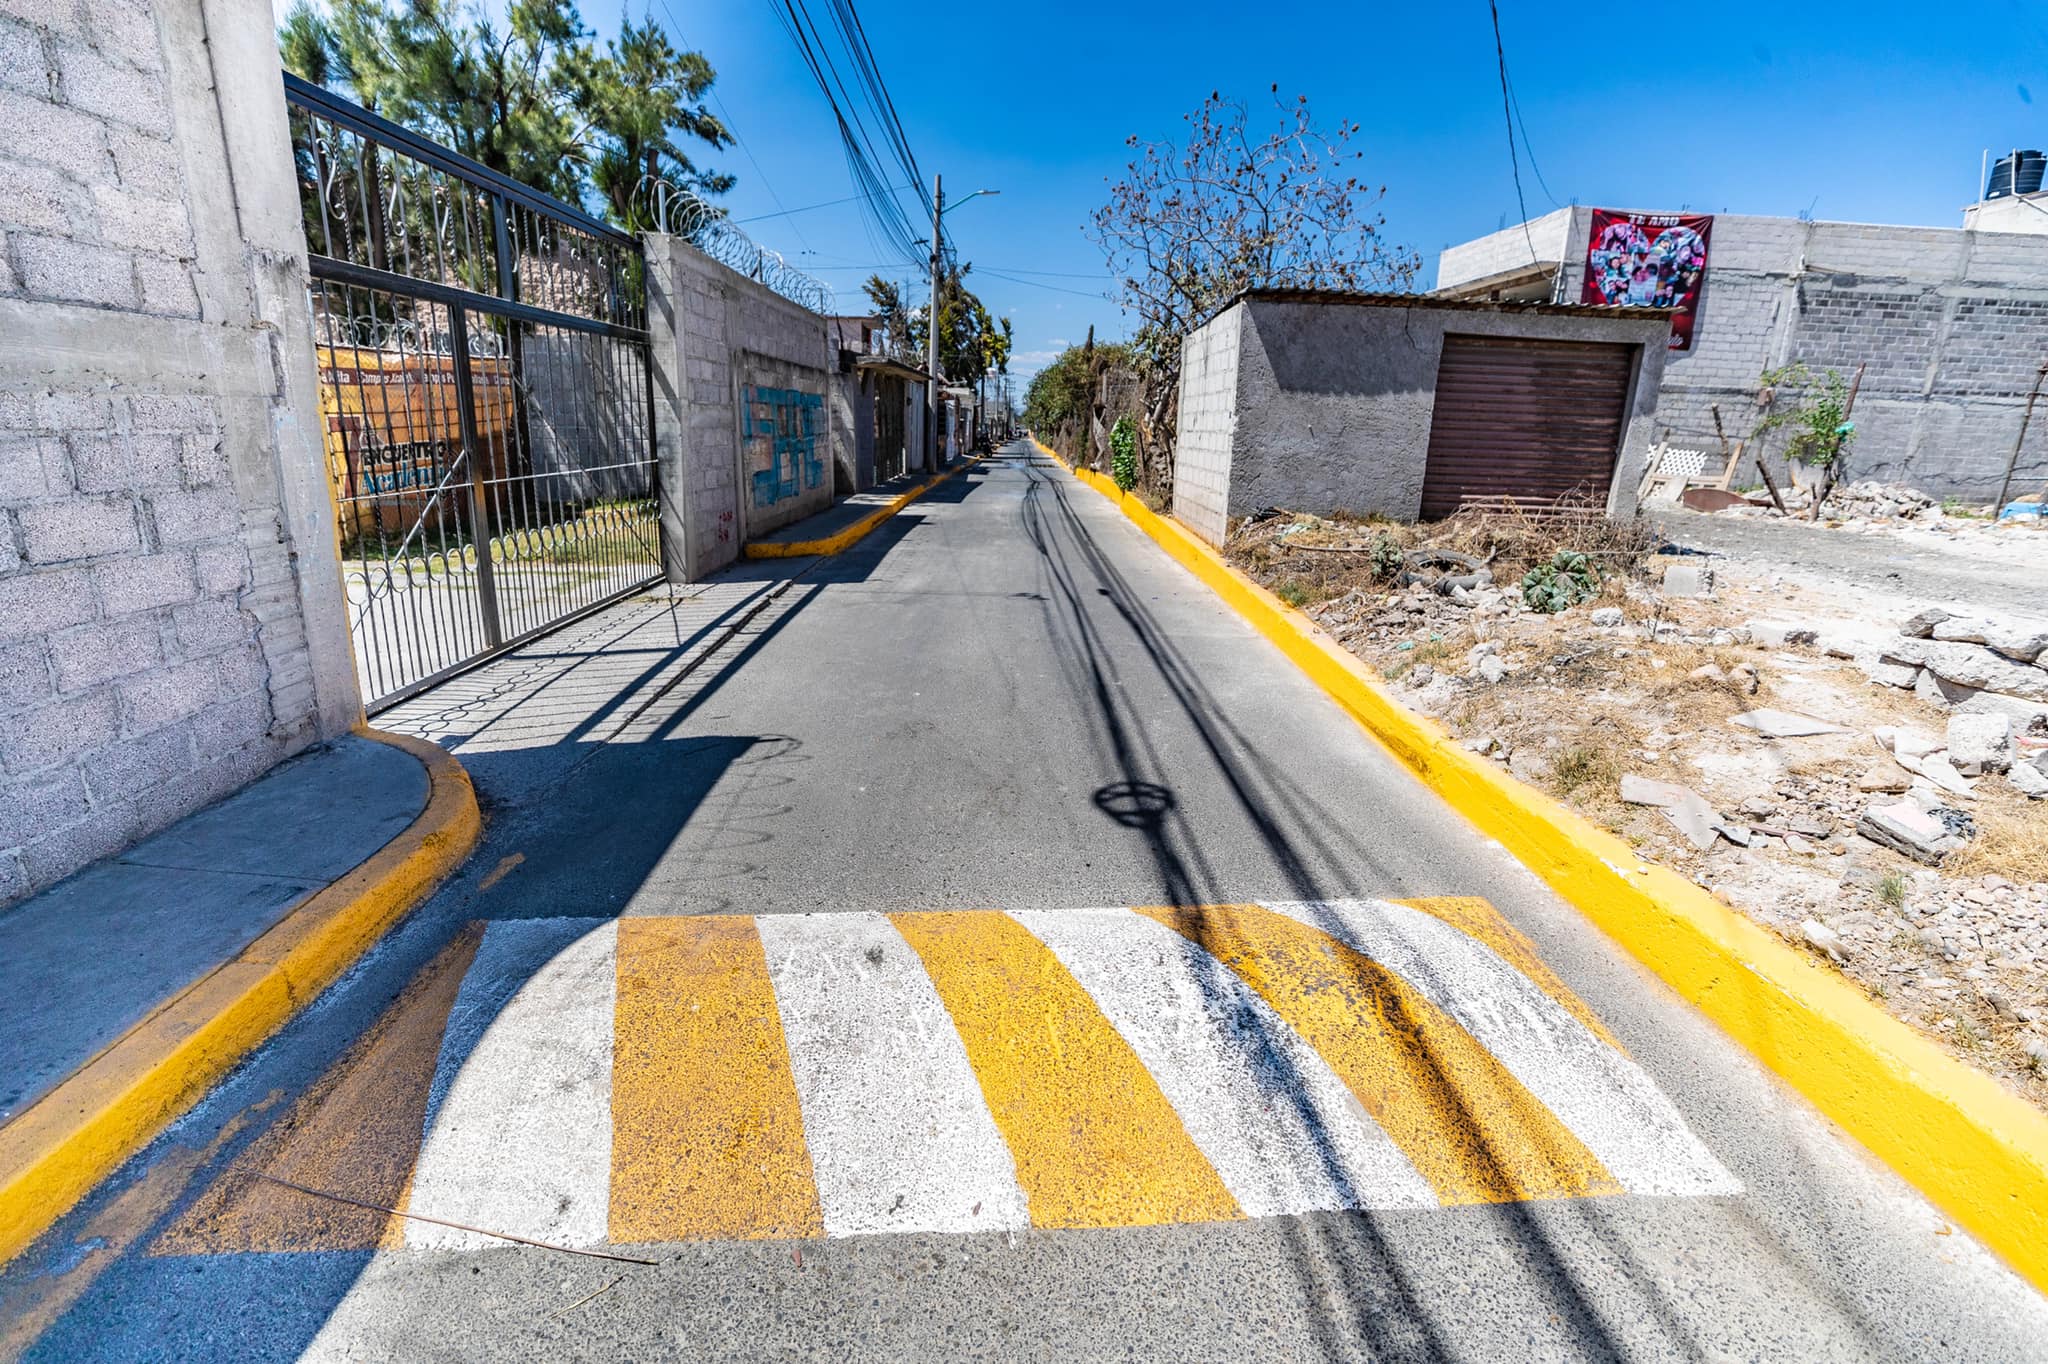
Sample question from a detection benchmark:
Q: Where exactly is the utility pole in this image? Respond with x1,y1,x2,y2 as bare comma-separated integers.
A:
927,173,943,470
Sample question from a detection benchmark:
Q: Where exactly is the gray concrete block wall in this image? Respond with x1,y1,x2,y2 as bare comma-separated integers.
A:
1435,208,1573,291
1525,206,2048,496
647,236,833,579
1178,297,1670,533
1172,306,1241,545
0,0,357,907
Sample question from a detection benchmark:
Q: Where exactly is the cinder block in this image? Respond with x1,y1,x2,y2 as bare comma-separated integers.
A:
89,183,191,254
81,0,160,73
104,123,177,200
0,569,100,645
0,766,90,852
0,638,52,712
53,39,167,132
68,430,180,492
0,85,104,174
170,597,248,655
147,486,238,545
93,550,196,613
31,389,110,430
20,494,138,563
132,251,198,318
79,717,192,806
116,654,214,733
0,435,64,501
0,684,115,772
0,155,86,233
12,233,137,309
49,610,160,690
0,27,41,94
19,797,139,889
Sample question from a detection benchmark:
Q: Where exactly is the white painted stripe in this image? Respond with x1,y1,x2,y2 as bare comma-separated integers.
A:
1009,908,1438,1216
407,918,619,1249
1263,900,1740,1198
756,913,1030,1236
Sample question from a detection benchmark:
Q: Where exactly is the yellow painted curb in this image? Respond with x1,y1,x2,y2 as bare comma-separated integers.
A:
1032,436,2048,1293
743,456,986,559
0,726,481,1265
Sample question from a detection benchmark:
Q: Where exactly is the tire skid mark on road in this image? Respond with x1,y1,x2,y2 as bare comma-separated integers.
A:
1010,908,1436,1217
893,910,1243,1229
1139,904,1619,1206
154,901,1737,1256
1271,899,1742,1199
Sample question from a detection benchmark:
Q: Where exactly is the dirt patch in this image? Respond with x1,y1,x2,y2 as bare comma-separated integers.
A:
1227,505,2048,1109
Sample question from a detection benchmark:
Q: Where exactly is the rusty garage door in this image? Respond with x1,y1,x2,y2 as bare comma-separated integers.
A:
1419,335,1636,519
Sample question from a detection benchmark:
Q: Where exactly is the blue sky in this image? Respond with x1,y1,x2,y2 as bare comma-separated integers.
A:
290,0,2048,389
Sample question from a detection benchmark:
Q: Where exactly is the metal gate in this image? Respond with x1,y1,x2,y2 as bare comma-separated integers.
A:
284,75,662,711
1420,335,1635,519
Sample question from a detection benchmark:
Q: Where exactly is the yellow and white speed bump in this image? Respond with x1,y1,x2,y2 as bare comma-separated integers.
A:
159,899,1738,1255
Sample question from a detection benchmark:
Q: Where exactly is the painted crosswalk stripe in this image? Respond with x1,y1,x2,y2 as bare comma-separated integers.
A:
1011,908,1440,1217
891,910,1243,1229
1140,904,1621,1205
406,918,618,1249
1267,899,1739,1199
757,913,1029,1235
609,915,823,1243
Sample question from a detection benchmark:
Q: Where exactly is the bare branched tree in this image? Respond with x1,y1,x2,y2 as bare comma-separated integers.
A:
1089,87,1420,480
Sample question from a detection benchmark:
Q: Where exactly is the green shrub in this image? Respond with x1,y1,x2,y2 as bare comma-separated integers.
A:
1521,550,1601,613
1368,532,1404,582
1109,416,1138,492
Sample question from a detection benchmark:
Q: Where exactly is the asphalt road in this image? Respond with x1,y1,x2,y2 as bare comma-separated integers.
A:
5,442,2045,1362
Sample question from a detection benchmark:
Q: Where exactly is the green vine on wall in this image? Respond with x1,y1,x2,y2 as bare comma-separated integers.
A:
1109,415,1139,492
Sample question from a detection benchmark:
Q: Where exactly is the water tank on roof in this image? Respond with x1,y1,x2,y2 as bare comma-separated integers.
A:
1986,149,2047,199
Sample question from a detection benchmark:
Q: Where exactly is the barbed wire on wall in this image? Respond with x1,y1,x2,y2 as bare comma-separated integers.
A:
639,178,835,316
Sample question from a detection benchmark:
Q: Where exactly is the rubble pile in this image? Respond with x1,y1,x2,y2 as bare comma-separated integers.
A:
1231,504,2048,1104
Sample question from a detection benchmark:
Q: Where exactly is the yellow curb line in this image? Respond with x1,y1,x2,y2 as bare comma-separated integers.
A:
1032,436,2048,1293
0,726,481,1265
743,455,987,559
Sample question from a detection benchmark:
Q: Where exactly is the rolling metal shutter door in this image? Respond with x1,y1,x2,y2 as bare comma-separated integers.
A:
1420,336,1635,518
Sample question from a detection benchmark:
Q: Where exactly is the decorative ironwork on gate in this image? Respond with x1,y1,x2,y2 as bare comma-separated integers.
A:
284,73,663,711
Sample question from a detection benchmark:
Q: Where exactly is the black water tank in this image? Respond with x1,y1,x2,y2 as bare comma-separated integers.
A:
1986,149,2046,198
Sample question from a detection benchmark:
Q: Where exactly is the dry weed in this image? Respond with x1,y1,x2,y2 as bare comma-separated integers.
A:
1947,792,2048,884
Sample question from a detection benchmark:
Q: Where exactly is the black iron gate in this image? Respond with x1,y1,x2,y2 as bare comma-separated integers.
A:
284,74,662,711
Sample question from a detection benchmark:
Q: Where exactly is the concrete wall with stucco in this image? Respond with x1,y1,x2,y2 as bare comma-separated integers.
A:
1171,294,1671,544
0,0,359,907
1442,207,2048,498
1172,303,1243,546
646,235,833,579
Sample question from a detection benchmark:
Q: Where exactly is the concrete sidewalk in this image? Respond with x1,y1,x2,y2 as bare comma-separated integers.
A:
745,458,981,558
0,729,478,1261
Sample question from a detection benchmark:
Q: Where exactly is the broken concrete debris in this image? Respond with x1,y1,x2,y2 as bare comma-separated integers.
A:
1945,713,2014,776
1856,800,1965,866
1618,774,1723,852
1801,917,1849,963
1746,620,1820,649
1882,638,2048,702
1730,708,1852,737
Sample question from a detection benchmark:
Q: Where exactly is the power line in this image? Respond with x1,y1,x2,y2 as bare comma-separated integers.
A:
768,0,929,267
1487,0,1539,264
649,0,815,258
1503,68,1560,209
736,184,914,223
977,267,1110,299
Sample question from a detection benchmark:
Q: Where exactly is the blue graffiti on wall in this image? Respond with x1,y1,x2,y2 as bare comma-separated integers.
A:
744,385,825,508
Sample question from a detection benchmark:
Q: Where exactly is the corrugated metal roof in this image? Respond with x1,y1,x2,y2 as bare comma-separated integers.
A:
1231,287,1678,320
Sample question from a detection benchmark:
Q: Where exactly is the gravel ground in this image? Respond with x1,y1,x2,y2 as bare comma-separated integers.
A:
1655,507,2045,617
